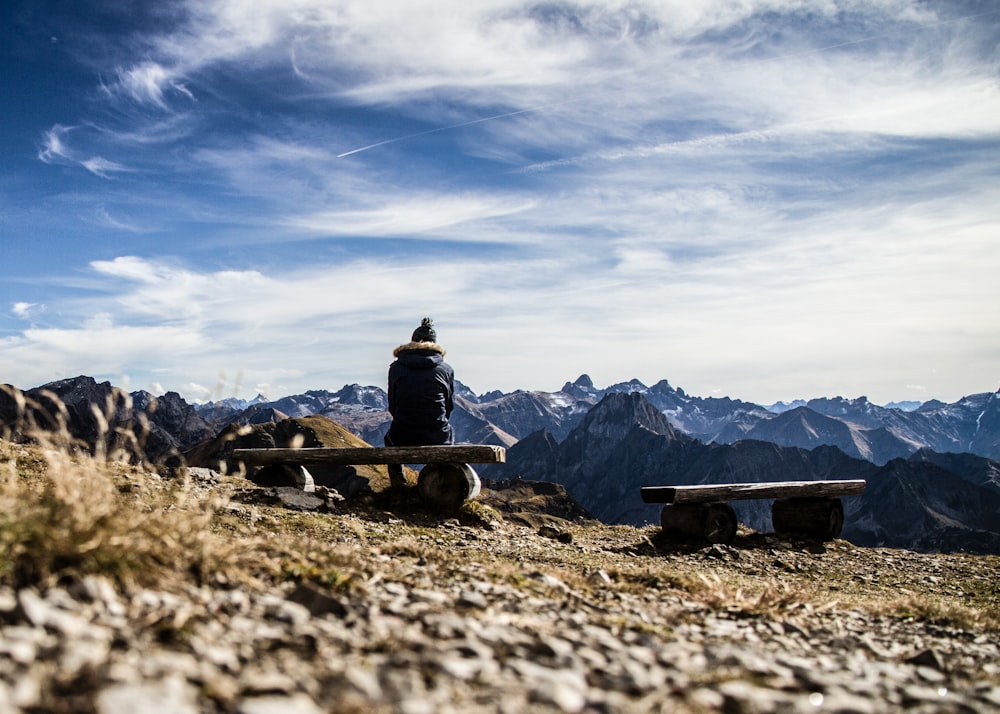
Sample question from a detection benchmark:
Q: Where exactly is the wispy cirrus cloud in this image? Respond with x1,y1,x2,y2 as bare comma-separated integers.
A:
79,156,128,178
106,61,193,108
38,125,129,178
37,124,73,163
287,194,536,239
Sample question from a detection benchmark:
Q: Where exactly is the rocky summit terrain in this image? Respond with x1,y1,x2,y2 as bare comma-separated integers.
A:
0,440,998,714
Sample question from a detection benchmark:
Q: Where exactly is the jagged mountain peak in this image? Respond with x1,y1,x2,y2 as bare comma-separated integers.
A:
556,393,686,480
605,378,649,394
781,404,841,421
560,374,601,399
917,399,949,412
36,375,119,402
649,378,674,392
331,384,387,409
578,392,678,439
453,381,479,403
806,395,880,416
766,399,807,413
572,374,595,389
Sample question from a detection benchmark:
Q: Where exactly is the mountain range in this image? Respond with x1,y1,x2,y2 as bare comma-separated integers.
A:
192,373,1000,464
2,374,998,554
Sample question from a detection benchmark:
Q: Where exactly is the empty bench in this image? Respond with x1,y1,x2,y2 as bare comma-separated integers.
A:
640,479,867,544
233,445,506,511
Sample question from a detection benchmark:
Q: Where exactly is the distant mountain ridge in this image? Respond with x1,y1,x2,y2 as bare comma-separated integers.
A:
191,374,1000,465
4,373,999,466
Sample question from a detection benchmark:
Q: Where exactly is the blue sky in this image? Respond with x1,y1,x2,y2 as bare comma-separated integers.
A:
1,0,998,405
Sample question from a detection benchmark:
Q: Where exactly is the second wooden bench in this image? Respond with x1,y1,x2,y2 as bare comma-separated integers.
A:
640,479,867,544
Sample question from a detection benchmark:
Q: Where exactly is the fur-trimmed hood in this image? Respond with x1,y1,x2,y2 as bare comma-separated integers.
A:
393,341,446,358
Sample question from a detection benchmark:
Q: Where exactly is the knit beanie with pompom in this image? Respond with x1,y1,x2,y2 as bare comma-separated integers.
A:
411,317,437,343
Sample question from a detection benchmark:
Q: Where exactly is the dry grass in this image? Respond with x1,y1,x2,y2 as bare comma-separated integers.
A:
0,436,365,596
0,439,226,590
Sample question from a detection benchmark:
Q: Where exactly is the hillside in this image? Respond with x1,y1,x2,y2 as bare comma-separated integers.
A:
0,438,997,713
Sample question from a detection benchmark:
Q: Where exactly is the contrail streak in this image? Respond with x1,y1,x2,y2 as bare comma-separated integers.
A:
337,102,576,158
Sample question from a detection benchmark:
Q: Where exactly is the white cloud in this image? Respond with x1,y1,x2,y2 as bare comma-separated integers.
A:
134,1,991,122
37,125,73,164
91,256,166,283
11,0,999,406
289,194,536,238
110,61,190,108
11,302,40,319
37,125,130,177
81,156,128,178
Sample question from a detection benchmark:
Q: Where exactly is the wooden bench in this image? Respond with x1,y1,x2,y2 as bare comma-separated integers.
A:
233,445,506,511
640,479,867,544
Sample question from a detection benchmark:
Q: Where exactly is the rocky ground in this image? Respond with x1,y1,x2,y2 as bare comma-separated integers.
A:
0,460,998,714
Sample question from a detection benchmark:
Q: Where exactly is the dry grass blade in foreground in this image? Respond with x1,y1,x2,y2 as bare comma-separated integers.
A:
0,439,227,590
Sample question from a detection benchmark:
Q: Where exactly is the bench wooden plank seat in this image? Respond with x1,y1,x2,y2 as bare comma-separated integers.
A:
641,479,867,544
232,444,505,512
232,444,506,467
640,479,867,504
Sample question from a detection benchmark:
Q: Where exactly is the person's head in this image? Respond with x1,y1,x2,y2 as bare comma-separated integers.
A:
411,317,437,343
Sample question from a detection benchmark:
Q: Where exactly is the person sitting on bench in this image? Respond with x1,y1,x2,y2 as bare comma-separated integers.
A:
384,317,455,490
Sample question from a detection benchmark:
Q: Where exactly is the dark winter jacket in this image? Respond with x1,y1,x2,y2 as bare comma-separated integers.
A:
386,341,455,445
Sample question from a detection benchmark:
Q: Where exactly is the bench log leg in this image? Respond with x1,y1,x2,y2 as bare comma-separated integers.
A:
417,463,481,512
771,497,844,540
660,502,737,544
